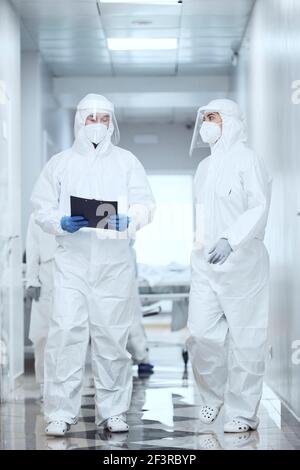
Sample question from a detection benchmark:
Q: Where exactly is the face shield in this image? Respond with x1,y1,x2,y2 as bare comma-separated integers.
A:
189,108,206,157
189,99,246,156
74,94,120,145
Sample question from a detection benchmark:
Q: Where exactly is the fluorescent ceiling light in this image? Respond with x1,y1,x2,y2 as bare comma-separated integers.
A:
99,0,181,4
107,37,178,50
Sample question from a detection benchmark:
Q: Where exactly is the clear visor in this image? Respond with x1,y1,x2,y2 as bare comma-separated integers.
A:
80,109,109,122
189,107,222,156
189,108,205,157
79,108,120,144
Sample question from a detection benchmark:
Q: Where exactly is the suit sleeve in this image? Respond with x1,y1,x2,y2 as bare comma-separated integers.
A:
127,158,156,236
30,157,66,236
222,155,272,250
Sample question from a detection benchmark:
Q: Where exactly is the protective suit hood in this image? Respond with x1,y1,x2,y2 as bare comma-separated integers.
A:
190,99,247,156
73,93,120,156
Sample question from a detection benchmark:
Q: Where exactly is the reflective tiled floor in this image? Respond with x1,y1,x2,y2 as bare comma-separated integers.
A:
1,337,300,450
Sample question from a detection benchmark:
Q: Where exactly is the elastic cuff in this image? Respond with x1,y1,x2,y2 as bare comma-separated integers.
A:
225,236,238,252
55,220,66,236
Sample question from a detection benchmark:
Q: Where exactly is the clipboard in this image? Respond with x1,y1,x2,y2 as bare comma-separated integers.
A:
70,196,118,229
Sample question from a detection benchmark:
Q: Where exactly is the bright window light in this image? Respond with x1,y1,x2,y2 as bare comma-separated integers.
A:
107,37,178,51
135,174,194,266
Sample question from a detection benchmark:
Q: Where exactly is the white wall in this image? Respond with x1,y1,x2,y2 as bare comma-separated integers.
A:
0,0,23,397
21,52,73,244
54,75,230,110
231,0,300,419
119,123,208,173
21,52,43,246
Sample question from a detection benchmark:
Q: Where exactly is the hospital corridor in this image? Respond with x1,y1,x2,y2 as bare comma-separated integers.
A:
1,0,300,456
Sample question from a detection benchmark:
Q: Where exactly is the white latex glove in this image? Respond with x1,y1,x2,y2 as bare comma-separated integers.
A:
208,238,232,265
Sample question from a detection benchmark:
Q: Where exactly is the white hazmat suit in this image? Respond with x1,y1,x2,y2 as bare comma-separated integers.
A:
187,99,271,429
127,296,150,365
126,242,150,366
31,94,155,425
26,213,57,385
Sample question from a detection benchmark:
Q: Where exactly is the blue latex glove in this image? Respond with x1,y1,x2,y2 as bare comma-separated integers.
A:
208,238,232,265
60,215,89,233
107,214,130,232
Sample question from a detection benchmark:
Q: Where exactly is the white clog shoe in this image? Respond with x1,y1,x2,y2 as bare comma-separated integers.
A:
199,405,220,424
45,420,70,437
224,419,250,433
105,415,129,433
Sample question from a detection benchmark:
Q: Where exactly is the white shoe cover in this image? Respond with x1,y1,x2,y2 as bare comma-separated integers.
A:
224,419,250,433
199,405,220,424
45,420,70,437
105,415,129,433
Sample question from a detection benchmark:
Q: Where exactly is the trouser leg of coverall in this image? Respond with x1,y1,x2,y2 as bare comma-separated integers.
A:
127,297,149,364
91,325,133,425
187,270,228,409
29,262,54,385
222,285,269,429
44,287,89,424
89,261,136,425
32,293,52,385
34,337,47,385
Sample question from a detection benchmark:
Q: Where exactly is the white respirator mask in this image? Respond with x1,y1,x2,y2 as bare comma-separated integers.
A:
84,123,108,145
200,121,222,144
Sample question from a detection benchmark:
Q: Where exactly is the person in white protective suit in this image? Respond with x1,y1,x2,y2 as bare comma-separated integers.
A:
127,241,154,375
127,293,154,375
30,94,156,437
187,99,272,433
26,213,58,399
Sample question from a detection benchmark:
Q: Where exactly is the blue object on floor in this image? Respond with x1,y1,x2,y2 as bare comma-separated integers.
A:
138,363,154,375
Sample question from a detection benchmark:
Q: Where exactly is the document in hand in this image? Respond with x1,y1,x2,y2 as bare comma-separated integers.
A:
70,196,118,229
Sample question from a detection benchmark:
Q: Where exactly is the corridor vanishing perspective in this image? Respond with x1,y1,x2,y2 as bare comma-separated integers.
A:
1,0,300,456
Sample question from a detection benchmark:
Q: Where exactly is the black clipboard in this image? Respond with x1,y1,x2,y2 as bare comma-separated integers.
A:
70,196,118,229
